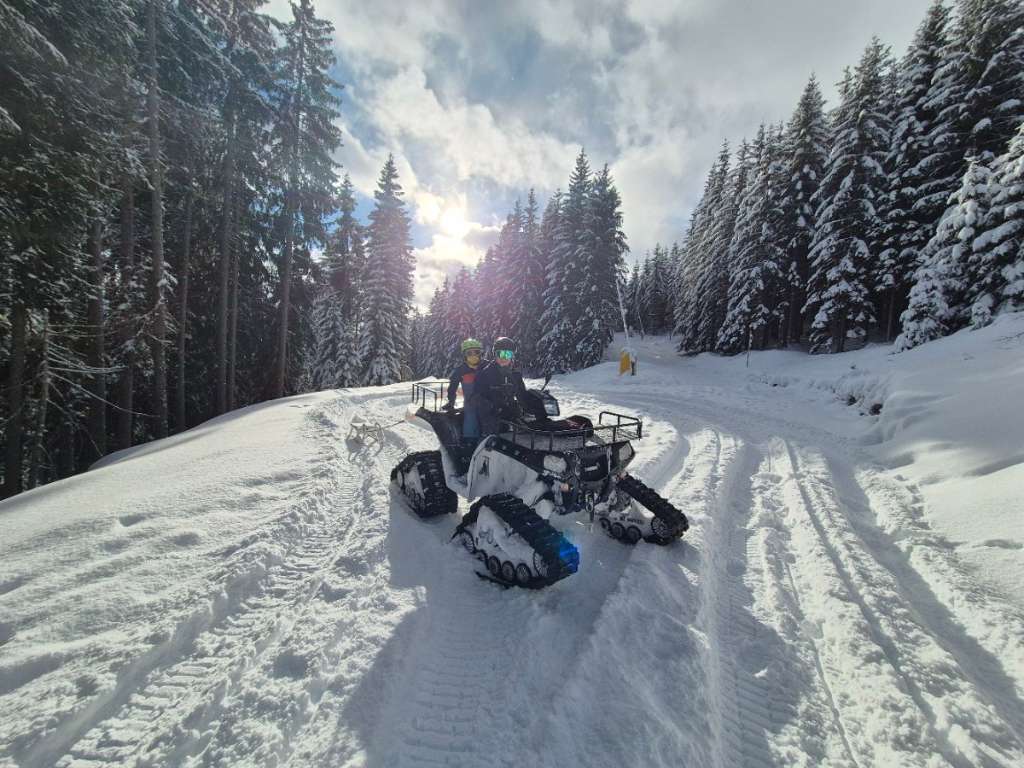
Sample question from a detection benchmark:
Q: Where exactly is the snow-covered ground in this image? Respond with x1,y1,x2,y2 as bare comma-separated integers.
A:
2,313,1023,768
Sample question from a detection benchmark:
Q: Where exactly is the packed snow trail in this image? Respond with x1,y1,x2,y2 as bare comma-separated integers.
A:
2,322,1023,767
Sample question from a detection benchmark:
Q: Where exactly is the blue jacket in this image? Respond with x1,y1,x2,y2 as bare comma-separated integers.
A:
447,361,483,407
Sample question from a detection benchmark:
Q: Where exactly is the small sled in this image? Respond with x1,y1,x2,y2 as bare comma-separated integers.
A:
347,417,386,445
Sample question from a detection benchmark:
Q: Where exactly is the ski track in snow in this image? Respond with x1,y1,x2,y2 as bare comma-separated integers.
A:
3,361,1023,767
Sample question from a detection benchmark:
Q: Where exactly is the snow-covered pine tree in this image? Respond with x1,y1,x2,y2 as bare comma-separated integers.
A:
270,0,342,397
897,157,992,348
876,0,952,341
718,127,788,353
540,151,591,372
672,170,717,348
576,164,628,365
636,250,661,334
331,175,365,385
305,176,364,388
517,190,545,373
625,260,643,334
305,286,347,389
665,242,682,334
359,155,414,385
445,267,476,371
210,0,277,415
0,0,136,494
780,76,829,344
408,310,428,379
490,202,523,341
898,0,1024,348
919,0,1024,253
679,145,734,352
422,281,450,377
768,122,796,345
472,246,501,347
805,39,891,353
958,0,1024,162
969,122,1024,323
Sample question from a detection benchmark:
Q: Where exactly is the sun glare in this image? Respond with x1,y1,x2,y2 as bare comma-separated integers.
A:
440,206,470,239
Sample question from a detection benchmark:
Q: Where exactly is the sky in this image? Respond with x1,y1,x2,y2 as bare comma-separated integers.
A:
266,0,936,310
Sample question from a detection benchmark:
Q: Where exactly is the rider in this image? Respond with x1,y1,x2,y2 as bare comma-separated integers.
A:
474,336,529,436
446,338,485,438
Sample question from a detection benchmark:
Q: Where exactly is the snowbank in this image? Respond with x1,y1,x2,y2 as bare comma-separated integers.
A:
610,314,1024,600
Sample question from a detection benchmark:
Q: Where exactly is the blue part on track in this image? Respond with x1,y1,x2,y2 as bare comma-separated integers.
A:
558,535,580,572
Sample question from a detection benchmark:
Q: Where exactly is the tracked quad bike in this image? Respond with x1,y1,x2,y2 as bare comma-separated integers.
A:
391,380,688,589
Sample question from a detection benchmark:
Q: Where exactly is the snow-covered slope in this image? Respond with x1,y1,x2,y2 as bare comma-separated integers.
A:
2,315,1023,768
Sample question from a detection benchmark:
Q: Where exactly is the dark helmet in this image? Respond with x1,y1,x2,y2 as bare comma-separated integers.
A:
493,336,516,353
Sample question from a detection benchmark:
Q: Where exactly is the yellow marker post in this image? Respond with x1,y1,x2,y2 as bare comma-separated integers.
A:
619,349,631,375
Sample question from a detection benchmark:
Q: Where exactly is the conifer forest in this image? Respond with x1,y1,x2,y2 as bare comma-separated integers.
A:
2,0,1023,497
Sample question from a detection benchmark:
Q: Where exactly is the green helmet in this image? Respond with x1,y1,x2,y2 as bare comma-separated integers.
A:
460,337,483,355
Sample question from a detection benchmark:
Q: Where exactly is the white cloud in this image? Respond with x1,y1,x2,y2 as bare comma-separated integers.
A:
368,67,578,191
612,139,701,259
291,0,935,304
412,232,494,309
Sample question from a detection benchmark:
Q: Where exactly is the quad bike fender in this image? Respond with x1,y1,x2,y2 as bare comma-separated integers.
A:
463,438,538,500
404,405,434,431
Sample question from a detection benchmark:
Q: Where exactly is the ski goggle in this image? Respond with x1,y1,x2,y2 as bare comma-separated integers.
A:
465,350,481,358
496,349,514,360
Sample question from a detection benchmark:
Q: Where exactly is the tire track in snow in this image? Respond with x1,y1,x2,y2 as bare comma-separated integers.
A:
527,426,718,768
379,576,533,768
694,431,808,768
858,469,1024,737
357,391,694,768
833,464,1024,757
742,448,862,768
569,390,780,766
38,397,373,768
779,441,1024,768
190,393,420,768
563,369,1024,767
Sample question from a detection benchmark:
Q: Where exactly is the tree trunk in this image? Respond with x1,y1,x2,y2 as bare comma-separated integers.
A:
29,313,50,489
4,305,28,499
116,177,135,450
228,253,240,410
58,406,76,478
176,177,193,432
886,285,897,342
836,312,848,354
87,218,107,459
275,202,294,398
274,28,306,399
227,189,241,410
217,110,236,415
148,0,167,438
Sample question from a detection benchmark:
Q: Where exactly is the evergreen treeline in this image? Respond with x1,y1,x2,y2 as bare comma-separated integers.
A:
0,0,420,497
631,0,1023,356
408,150,629,379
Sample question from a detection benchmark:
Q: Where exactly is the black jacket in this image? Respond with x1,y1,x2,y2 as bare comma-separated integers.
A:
474,360,527,432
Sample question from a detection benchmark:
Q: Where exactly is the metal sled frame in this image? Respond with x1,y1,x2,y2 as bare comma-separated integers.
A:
347,417,386,444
